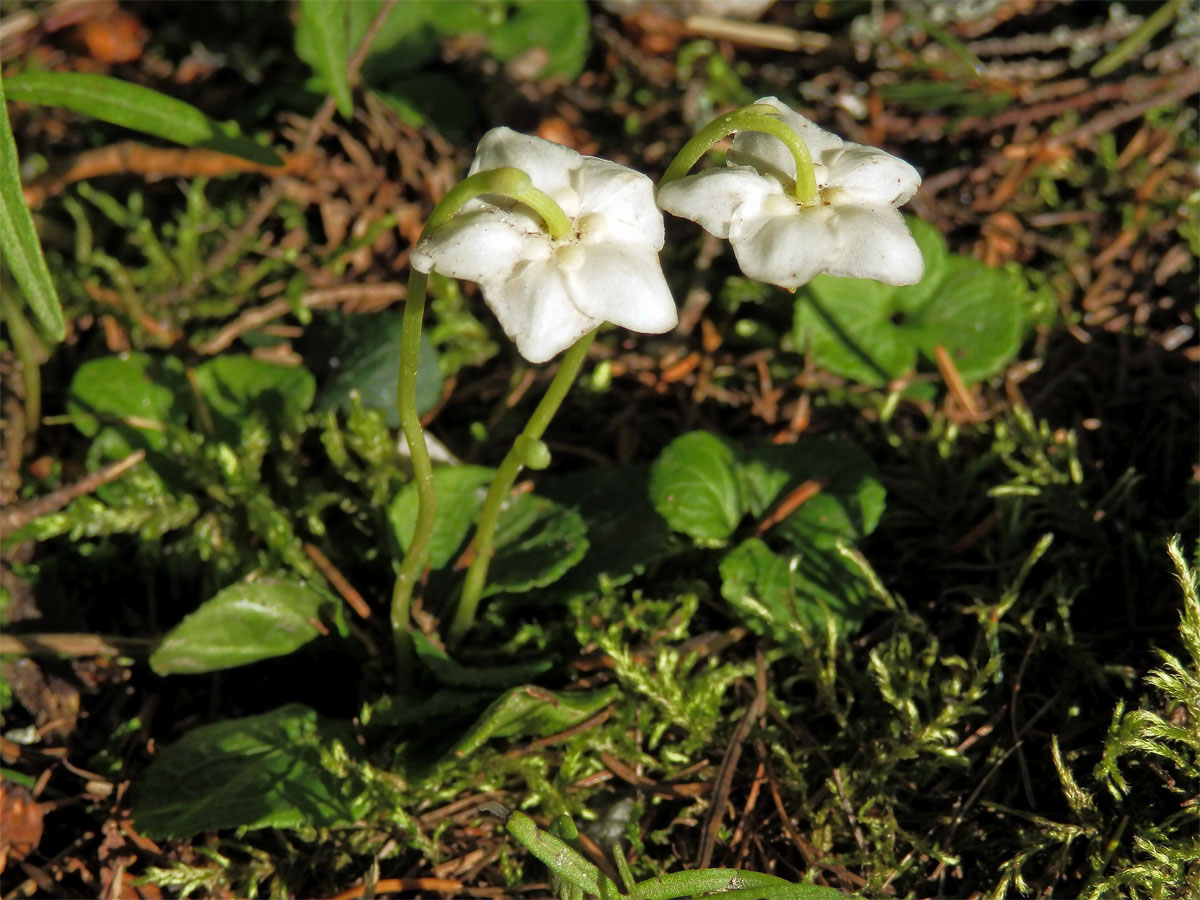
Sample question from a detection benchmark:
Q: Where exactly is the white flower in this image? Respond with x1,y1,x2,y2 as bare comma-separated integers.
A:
411,128,677,364
657,97,924,289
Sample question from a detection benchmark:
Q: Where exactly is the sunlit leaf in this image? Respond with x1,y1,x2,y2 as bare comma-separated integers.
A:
67,352,188,451
4,72,283,166
150,578,332,675
796,217,1025,386
649,431,742,545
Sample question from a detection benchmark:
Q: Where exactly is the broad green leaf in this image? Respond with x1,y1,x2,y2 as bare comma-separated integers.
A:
486,494,589,595
719,538,877,639
193,355,316,444
539,465,676,589
298,0,353,119
67,352,188,451
489,0,590,80
741,439,886,549
450,684,619,760
902,256,1024,384
0,76,64,341
649,431,742,545
149,578,331,675
318,312,441,427
389,466,495,570
796,216,1025,387
412,630,551,688
4,72,282,167
795,277,916,386
132,703,370,838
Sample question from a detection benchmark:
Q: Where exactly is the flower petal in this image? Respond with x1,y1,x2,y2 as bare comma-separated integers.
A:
826,145,921,207
728,197,837,289
481,260,602,363
657,167,783,239
574,157,665,250
469,127,581,217
729,97,845,187
826,205,924,285
564,245,678,334
410,206,542,281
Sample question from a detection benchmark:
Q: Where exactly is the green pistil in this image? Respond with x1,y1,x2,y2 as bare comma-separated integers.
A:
660,103,819,207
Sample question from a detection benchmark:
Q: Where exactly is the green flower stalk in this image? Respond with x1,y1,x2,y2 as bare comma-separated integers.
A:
447,328,596,646
392,166,574,684
407,126,678,645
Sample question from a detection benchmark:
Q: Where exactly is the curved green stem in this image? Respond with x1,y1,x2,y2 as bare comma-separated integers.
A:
430,166,571,239
390,167,573,685
448,329,597,646
659,104,818,206
391,267,434,686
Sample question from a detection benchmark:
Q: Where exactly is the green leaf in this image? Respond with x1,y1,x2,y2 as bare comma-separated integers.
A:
298,0,353,119
318,312,441,427
450,684,619,760
486,494,590,595
902,255,1025,384
132,703,370,839
649,431,742,545
149,578,332,675
719,538,877,639
796,216,1025,387
193,355,316,444
741,439,886,549
539,465,677,589
489,0,590,80
67,352,188,451
0,76,64,341
389,466,495,570
4,72,283,167
412,630,551,688
795,276,916,385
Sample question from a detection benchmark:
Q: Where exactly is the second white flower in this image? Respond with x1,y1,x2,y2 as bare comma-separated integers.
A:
657,97,925,290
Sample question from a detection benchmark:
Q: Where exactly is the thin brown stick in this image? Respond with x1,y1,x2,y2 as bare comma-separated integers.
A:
193,284,405,355
697,649,767,868
1,449,145,535
21,143,314,208
831,767,866,854
933,345,982,420
303,544,371,619
506,705,613,756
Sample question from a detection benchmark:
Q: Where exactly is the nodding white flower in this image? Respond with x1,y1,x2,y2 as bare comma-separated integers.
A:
657,97,924,290
411,128,677,364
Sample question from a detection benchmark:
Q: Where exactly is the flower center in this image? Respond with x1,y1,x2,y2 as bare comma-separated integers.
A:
554,243,587,271
575,212,608,244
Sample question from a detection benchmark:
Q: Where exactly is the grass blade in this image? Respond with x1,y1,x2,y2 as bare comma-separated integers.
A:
4,71,282,167
0,76,65,342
